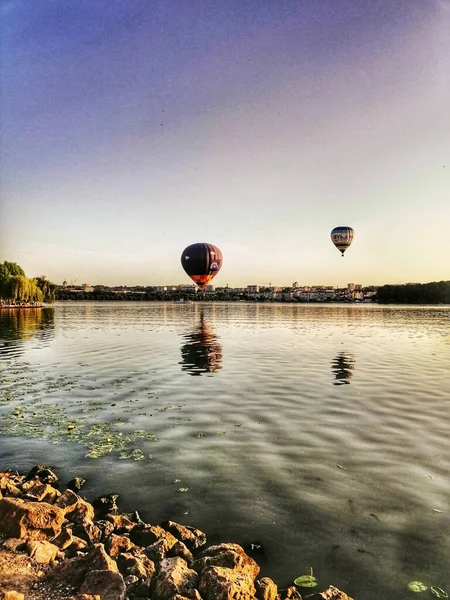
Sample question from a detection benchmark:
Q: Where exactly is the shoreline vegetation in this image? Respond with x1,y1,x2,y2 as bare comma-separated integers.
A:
1,262,449,305
0,466,353,600
55,278,450,305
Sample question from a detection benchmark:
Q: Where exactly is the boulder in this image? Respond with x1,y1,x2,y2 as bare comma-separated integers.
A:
0,591,25,600
48,543,119,589
256,577,278,600
93,494,119,515
145,538,168,565
72,519,102,544
55,490,95,522
26,465,59,486
105,533,135,558
195,544,259,579
27,540,59,564
95,519,115,541
153,557,199,600
278,586,302,600
117,551,155,580
80,569,126,600
162,521,207,550
67,477,86,492
105,513,135,533
1,538,26,552
0,498,65,540
21,479,60,503
52,527,73,550
130,524,178,550
199,566,256,600
168,540,194,566
304,586,353,600
0,478,22,498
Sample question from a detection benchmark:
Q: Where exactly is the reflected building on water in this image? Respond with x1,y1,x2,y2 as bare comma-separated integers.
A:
331,352,355,385
180,312,223,376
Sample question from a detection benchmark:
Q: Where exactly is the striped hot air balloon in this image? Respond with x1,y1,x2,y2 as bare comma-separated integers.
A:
181,243,223,291
330,227,354,257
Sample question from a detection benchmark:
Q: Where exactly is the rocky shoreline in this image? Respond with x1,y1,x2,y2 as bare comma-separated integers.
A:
0,466,353,600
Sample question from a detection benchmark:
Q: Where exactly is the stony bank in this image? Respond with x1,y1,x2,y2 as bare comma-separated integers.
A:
0,466,352,600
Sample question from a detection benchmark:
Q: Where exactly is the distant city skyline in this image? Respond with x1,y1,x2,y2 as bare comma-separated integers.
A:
1,1,449,288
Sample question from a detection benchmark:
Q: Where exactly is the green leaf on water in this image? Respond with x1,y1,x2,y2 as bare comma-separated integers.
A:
294,568,318,588
431,587,448,599
406,581,428,593
293,575,318,588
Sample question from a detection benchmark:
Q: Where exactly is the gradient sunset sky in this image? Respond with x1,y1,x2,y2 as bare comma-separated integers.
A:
1,0,449,288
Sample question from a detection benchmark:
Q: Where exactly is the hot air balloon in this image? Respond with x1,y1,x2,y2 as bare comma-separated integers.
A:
181,243,223,291
330,226,354,257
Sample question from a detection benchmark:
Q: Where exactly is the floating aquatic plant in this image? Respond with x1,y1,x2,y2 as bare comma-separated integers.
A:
406,581,428,593
294,568,318,588
431,587,448,599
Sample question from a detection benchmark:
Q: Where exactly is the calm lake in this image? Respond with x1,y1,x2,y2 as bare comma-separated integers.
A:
1,302,450,599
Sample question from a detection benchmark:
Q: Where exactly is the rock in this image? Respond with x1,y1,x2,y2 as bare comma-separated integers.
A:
278,586,302,600
105,533,135,558
1,538,26,551
27,540,59,564
194,544,259,579
0,591,25,600
0,497,65,541
67,477,86,492
69,536,90,552
95,519,115,541
163,521,207,550
186,590,204,600
256,577,278,600
105,513,135,533
55,490,95,522
145,538,170,564
93,494,119,515
0,477,22,498
72,519,102,544
52,527,74,550
168,540,194,566
153,557,199,600
26,465,59,486
130,524,177,549
68,596,101,600
304,586,353,600
48,543,119,588
80,569,126,600
21,479,60,503
199,566,256,600
117,551,155,580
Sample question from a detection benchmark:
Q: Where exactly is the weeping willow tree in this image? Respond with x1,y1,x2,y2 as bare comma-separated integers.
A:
0,261,55,303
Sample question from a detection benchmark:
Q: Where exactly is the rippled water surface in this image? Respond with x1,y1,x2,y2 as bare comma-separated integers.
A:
1,302,450,599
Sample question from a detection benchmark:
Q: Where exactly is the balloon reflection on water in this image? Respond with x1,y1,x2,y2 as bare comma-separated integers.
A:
180,313,223,376
331,352,355,385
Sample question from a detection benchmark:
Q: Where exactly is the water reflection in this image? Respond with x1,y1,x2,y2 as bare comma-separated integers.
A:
0,308,55,356
180,312,223,376
331,351,355,385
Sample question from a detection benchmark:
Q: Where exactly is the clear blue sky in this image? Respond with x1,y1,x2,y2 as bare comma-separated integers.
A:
1,0,449,287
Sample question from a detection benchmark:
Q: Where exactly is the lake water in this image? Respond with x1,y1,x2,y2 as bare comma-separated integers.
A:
1,302,450,599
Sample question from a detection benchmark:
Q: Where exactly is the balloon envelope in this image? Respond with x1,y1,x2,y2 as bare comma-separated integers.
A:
181,243,223,290
330,227,354,256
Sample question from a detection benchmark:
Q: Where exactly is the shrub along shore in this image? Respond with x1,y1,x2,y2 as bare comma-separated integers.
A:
0,466,352,600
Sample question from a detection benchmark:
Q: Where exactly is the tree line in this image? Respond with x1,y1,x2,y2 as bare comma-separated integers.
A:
0,261,56,304
376,281,450,304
